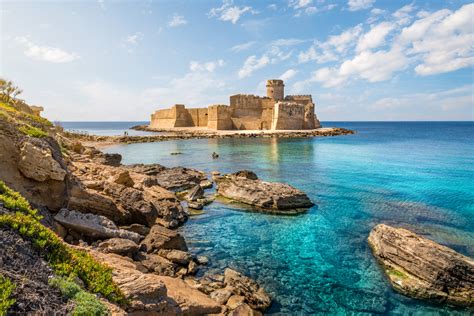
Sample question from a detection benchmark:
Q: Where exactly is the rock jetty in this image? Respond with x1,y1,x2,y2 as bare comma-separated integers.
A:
368,224,474,307
215,170,314,213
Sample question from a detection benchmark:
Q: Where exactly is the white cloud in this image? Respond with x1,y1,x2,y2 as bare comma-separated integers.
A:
16,37,79,63
97,0,105,10
189,59,225,72
295,3,474,90
168,14,187,27
124,32,144,44
298,24,363,63
348,0,375,11
271,38,306,46
208,0,255,24
392,4,415,25
238,55,270,78
356,22,394,52
279,69,298,81
402,3,474,76
371,85,474,113
339,46,408,82
289,0,313,10
231,41,256,52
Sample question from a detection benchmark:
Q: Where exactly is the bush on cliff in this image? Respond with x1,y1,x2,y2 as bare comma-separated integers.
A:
0,275,16,316
18,124,48,138
0,181,127,305
49,277,109,316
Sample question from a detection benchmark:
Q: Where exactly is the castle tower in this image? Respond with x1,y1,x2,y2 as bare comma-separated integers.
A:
266,79,284,101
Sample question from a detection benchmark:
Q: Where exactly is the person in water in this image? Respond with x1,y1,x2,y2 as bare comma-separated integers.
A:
212,152,219,159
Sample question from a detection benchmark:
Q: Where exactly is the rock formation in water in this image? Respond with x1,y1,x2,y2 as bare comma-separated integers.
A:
368,224,474,307
214,170,314,212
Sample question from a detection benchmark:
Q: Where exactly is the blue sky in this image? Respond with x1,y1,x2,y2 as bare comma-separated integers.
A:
1,0,473,121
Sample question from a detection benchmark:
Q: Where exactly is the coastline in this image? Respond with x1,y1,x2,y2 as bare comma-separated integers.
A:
64,125,355,148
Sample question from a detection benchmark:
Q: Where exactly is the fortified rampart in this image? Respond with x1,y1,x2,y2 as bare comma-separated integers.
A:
149,79,321,130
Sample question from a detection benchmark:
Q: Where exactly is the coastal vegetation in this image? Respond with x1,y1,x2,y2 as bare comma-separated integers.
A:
0,183,126,307
0,275,16,316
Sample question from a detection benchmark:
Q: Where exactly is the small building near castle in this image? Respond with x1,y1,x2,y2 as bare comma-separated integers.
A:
149,79,321,130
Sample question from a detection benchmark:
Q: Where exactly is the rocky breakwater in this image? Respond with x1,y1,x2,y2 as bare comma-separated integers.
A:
368,224,474,307
214,170,314,213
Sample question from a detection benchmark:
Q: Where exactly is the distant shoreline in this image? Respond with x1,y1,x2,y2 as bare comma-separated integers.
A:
64,125,355,147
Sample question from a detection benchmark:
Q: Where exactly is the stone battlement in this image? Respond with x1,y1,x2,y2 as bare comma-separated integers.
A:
149,79,320,131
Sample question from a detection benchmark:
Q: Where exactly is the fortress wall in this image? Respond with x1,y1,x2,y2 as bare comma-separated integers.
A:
260,99,274,130
230,94,265,118
207,105,233,130
285,95,313,106
271,102,305,130
150,104,193,128
186,108,208,127
231,117,262,130
303,103,317,129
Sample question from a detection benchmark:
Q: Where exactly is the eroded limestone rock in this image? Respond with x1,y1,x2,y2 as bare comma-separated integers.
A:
215,172,313,212
141,224,188,253
54,209,142,243
224,268,271,311
97,238,139,257
18,141,66,182
368,224,474,307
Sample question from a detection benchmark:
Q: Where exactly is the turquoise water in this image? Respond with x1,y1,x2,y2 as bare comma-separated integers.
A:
102,122,474,315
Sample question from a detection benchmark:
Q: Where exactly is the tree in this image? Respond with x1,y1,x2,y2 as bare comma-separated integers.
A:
0,78,23,104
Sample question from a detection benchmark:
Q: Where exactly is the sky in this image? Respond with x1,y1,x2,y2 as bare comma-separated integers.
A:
1,0,473,121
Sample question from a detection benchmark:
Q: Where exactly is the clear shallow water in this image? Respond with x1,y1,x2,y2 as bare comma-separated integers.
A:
101,122,474,315
60,121,154,136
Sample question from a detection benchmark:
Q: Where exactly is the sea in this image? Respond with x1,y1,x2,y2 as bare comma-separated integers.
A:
61,121,474,315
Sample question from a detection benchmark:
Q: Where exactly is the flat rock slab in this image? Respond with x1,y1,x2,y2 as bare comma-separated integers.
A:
54,209,142,243
368,224,474,307
215,172,313,212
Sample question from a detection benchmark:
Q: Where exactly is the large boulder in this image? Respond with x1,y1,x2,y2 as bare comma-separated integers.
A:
54,209,142,243
368,224,474,307
224,268,271,311
18,141,67,182
143,185,187,228
215,172,313,212
90,251,178,314
141,224,188,253
67,184,130,224
127,164,206,191
91,251,222,315
97,238,139,257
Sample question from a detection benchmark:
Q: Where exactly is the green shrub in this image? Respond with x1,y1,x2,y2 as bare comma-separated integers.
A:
49,276,82,299
0,275,16,316
18,125,48,138
0,181,40,219
23,112,53,127
49,277,109,316
0,184,125,305
0,212,126,304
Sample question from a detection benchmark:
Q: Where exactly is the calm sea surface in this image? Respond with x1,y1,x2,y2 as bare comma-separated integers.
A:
65,121,474,315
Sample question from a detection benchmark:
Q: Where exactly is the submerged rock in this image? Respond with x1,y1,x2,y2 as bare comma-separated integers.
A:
224,268,271,311
368,224,474,307
215,172,313,212
185,185,205,201
54,209,142,243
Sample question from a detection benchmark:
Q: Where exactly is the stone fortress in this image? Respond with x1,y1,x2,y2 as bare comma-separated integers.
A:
149,79,321,130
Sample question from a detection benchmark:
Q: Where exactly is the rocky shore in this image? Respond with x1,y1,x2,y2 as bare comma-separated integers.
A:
64,126,355,146
2,98,319,314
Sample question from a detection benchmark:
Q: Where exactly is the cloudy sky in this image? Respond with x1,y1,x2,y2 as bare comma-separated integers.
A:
1,0,473,121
